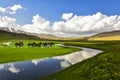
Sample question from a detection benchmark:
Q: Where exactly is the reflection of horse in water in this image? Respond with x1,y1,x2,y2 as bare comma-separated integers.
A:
1,42,11,46
15,42,24,47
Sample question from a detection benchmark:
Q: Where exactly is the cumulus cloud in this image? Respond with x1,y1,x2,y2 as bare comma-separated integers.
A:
0,7,6,13
0,4,24,15
22,14,50,34
10,4,23,11
0,16,20,28
62,13,73,21
51,12,120,37
9,4,24,14
20,12,120,37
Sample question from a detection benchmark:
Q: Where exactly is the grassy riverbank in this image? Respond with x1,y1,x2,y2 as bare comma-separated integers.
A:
0,40,80,64
42,41,120,80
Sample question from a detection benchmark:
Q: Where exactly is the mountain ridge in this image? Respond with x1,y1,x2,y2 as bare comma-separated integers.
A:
88,30,120,41
0,29,41,40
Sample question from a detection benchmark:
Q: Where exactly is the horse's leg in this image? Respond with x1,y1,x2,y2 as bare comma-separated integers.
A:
15,44,17,48
27,44,29,48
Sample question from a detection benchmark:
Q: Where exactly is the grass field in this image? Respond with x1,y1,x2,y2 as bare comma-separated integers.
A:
42,41,120,80
0,40,80,64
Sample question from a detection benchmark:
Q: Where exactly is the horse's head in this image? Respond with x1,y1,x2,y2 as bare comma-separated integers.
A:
20,42,23,44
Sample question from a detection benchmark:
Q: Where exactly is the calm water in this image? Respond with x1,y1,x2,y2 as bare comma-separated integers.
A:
0,45,103,80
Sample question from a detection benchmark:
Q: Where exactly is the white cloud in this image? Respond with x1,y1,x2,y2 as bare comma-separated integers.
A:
0,7,6,13
9,4,24,14
20,12,120,37
0,16,20,28
62,13,73,21
22,14,50,34
114,21,120,30
0,4,24,15
9,11,16,15
10,4,23,11
32,14,46,24
51,12,120,37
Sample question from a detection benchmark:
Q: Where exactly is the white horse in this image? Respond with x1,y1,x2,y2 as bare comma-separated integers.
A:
1,42,11,46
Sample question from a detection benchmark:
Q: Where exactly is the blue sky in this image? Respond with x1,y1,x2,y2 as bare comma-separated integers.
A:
0,0,120,25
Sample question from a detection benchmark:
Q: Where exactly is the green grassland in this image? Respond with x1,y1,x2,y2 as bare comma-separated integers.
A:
0,40,80,64
42,41,120,80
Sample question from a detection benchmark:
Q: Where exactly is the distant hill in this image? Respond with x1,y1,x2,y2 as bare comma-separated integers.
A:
31,33,61,40
88,30,120,41
0,29,41,40
3,27,120,41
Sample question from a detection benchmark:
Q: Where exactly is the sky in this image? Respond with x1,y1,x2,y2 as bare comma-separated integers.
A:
0,0,120,37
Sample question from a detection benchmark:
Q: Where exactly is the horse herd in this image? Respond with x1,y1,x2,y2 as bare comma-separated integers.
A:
1,42,55,48
15,42,54,48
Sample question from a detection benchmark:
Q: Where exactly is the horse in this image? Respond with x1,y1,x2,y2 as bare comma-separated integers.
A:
43,42,48,47
27,42,37,47
27,42,33,47
49,42,54,47
43,42,54,48
37,42,42,47
1,42,11,46
15,42,24,47
27,42,42,48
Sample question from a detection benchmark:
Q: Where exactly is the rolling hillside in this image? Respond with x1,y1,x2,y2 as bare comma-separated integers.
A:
88,30,120,41
1,27,120,41
0,29,41,40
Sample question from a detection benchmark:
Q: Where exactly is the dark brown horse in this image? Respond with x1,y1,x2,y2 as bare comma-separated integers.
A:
27,42,54,48
43,42,54,48
27,42,42,47
15,42,24,47
37,42,42,47
27,42,36,47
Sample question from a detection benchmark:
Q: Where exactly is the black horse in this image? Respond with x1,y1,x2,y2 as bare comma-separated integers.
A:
49,42,54,46
43,42,54,48
15,42,24,47
43,42,48,47
27,42,41,47
27,42,36,47
27,42,54,48
37,42,42,47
